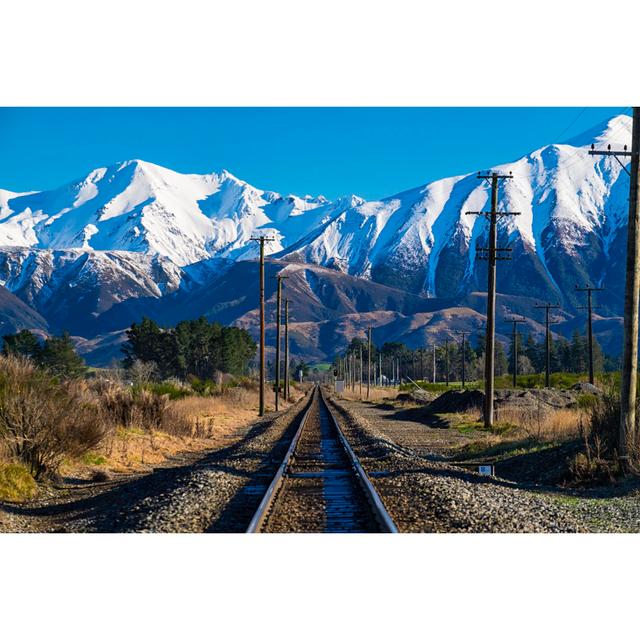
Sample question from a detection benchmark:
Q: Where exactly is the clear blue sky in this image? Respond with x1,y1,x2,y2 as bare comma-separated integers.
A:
0,107,625,200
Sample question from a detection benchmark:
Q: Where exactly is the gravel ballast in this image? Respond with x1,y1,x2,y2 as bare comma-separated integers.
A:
327,395,583,533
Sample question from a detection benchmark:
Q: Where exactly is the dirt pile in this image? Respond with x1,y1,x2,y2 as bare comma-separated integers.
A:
396,389,437,404
427,389,485,414
427,385,601,417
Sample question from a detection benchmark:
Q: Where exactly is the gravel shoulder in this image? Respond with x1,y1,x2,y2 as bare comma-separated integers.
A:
334,395,640,533
0,393,312,533
328,395,583,532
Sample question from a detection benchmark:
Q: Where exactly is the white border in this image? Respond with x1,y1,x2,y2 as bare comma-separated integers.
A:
2,2,638,638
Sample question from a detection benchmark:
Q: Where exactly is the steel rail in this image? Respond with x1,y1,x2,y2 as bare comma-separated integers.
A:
320,388,398,534
246,385,398,533
245,388,317,533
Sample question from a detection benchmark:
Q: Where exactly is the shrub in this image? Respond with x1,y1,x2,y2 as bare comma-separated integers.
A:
145,381,192,400
0,462,38,502
99,386,169,432
0,356,110,480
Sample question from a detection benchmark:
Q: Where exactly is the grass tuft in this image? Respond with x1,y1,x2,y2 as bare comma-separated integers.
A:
0,462,38,502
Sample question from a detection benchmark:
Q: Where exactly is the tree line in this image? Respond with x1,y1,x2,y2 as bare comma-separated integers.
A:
122,316,256,379
334,329,618,382
2,330,86,378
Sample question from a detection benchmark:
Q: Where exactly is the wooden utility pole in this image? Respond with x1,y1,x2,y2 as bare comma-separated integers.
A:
575,284,604,385
535,302,560,388
273,274,288,411
284,298,290,401
445,338,450,386
367,327,372,399
359,343,363,399
505,316,527,388
457,331,470,389
432,343,436,383
589,113,638,462
466,172,520,428
252,235,274,416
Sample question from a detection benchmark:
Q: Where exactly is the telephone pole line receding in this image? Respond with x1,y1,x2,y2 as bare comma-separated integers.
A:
273,274,288,411
590,111,639,463
576,284,604,385
505,316,527,388
466,172,520,427
535,302,561,388
252,235,274,416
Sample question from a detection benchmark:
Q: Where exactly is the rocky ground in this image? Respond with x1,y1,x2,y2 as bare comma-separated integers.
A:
0,395,311,533
3,383,638,533
333,394,640,533
326,395,583,532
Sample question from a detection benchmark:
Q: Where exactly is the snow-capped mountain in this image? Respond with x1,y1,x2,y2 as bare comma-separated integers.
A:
0,160,360,265
0,113,633,360
278,114,632,311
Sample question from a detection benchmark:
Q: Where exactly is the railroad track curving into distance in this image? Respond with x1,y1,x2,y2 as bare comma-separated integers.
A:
247,385,397,533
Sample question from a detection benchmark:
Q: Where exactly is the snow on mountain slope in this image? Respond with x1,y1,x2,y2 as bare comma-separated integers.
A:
0,114,633,329
0,247,191,334
0,160,358,266
279,114,632,310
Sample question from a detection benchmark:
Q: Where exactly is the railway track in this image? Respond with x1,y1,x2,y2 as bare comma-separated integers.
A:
247,385,397,533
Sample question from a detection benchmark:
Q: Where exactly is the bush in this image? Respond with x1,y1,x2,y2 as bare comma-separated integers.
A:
0,356,110,480
0,462,38,502
99,386,169,432
569,387,640,482
145,381,192,400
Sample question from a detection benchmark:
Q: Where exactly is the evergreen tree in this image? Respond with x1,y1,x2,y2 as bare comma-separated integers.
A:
39,332,86,378
2,329,42,359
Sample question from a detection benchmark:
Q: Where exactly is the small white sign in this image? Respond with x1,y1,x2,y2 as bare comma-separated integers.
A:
335,380,345,393
478,465,494,476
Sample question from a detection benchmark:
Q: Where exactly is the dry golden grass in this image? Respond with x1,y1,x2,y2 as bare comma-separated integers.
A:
493,406,585,442
66,383,306,477
339,386,398,402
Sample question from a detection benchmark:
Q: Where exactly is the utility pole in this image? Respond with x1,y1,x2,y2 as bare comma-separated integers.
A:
432,343,436,383
359,343,363,399
535,302,561,388
589,114,638,463
445,338,450,386
379,353,382,387
466,172,520,428
251,235,274,416
367,327,372,399
457,331,470,389
273,274,288,411
505,316,527,388
575,284,604,385
284,298,290,402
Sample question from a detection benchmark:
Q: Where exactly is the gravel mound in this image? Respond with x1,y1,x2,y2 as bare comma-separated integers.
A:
396,389,436,404
571,382,602,395
427,389,484,413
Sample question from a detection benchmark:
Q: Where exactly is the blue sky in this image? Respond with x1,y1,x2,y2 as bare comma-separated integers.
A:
0,107,626,200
